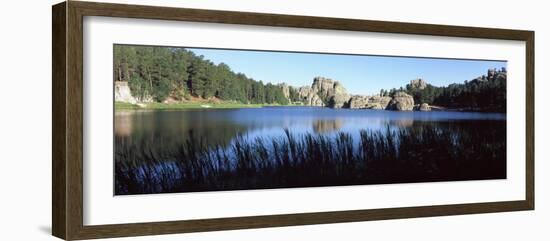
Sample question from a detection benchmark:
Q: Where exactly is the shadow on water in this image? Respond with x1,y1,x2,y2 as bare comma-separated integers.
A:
114,118,506,195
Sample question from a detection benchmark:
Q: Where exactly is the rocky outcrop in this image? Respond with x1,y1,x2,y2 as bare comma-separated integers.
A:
366,103,384,109
349,95,370,109
409,78,427,90
489,67,507,82
294,77,351,108
312,77,338,100
279,76,424,111
278,83,290,101
487,68,507,80
327,82,351,108
296,86,324,106
387,92,414,111
472,68,507,84
309,94,324,106
329,94,350,108
115,81,137,104
419,103,431,111
367,96,392,109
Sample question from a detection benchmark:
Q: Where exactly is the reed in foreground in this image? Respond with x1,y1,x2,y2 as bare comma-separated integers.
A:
115,122,506,195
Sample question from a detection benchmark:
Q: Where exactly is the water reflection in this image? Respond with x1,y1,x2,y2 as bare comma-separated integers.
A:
312,119,343,134
114,107,508,194
390,119,414,128
114,111,133,137
114,106,506,151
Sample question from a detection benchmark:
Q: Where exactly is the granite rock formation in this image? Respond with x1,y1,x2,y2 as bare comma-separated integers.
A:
296,86,324,106
292,83,417,110
419,103,431,111
367,96,392,109
387,92,415,111
409,78,428,90
294,77,351,108
278,83,290,101
349,95,370,109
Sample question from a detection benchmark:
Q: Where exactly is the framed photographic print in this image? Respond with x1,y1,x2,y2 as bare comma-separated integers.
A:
52,1,534,240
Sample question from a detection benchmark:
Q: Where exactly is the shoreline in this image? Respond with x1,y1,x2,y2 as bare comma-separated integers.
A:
115,101,505,114
115,101,299,110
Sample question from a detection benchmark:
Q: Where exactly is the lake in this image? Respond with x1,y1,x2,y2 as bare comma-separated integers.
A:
114,107,507,195
115,106,505,148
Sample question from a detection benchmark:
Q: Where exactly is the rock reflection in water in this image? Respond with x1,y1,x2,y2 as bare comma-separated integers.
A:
114,106,506,156
114,111,133,137
389,119,414,128
312,119,343,134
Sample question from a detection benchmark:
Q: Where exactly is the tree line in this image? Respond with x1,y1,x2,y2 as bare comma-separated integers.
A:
115,45,506,112
114,45,289,104
379,69,506,112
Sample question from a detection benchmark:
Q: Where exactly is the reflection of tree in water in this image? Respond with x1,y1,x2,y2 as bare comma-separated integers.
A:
115,109,495,157
114,110,251,153
312,119,343,134
115,120,507,195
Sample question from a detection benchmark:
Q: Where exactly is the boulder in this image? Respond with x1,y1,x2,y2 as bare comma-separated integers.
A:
387,91,415,111
419,103,431,111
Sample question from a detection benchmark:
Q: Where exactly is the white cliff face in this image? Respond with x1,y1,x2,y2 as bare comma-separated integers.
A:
114,81,137,104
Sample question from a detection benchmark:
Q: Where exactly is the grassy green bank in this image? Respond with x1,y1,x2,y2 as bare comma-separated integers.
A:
114,101,297,110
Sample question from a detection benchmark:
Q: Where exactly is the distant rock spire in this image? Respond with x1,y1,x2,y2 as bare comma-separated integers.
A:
409,78,427,90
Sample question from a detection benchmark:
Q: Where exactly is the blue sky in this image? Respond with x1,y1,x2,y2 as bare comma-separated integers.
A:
188,47,506,96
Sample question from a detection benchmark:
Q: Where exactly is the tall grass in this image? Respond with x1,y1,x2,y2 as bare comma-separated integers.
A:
115,122,506,195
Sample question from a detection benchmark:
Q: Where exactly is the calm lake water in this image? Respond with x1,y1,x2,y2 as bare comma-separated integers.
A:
114,106,507,194
114,106,506,148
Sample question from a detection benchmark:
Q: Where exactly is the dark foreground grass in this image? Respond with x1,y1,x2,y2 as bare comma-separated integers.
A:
115,123,506,195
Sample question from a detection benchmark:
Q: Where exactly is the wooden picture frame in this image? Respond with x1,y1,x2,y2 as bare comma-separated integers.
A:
52,1,534,240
